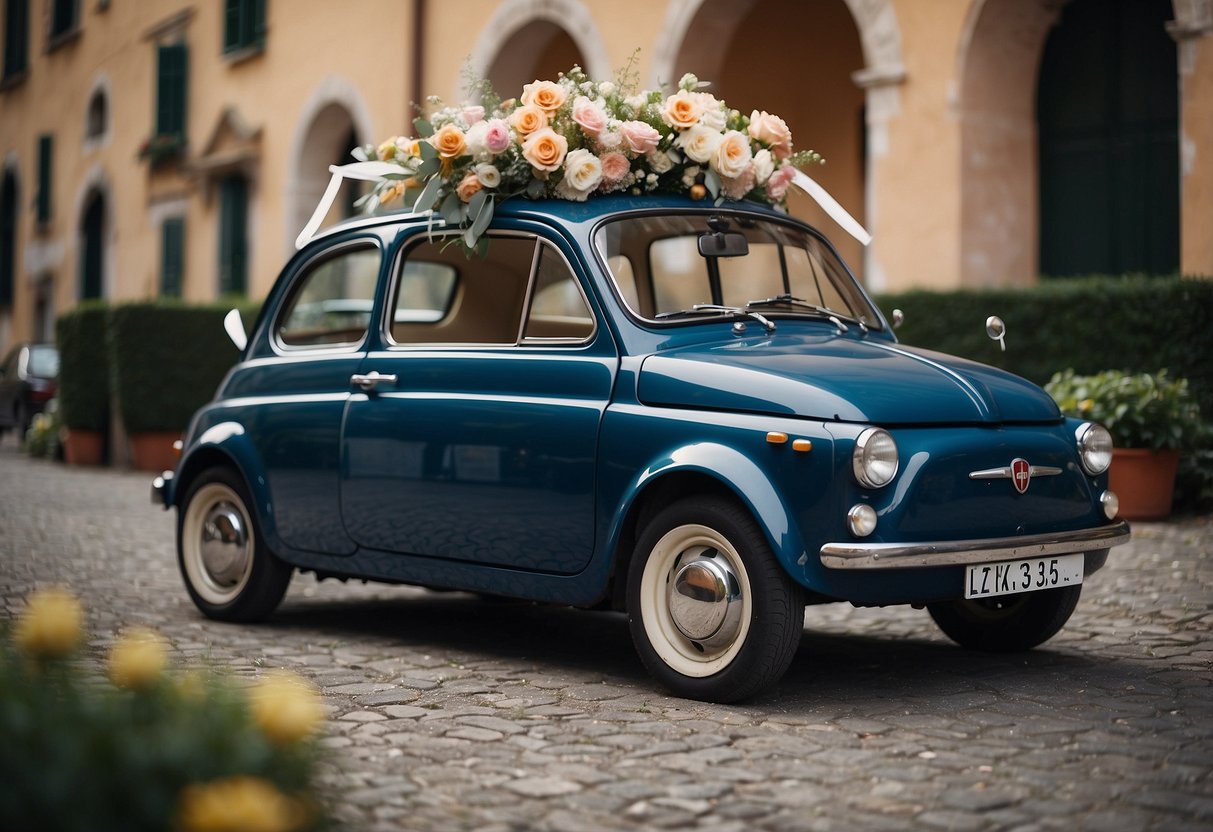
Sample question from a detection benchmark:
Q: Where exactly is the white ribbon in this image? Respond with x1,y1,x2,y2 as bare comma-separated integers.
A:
295,162,411,250
791,169,871,247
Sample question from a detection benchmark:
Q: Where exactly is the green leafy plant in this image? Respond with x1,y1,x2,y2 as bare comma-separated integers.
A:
55,302,110,432
1046,369,1206,451
0,588,330,832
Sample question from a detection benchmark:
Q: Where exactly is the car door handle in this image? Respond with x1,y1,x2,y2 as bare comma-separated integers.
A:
350,371,398,393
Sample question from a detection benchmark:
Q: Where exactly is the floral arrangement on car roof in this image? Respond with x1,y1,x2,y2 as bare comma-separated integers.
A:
353,62,823,252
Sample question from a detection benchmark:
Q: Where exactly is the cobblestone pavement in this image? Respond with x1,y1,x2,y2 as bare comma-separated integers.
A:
1,440,1211,831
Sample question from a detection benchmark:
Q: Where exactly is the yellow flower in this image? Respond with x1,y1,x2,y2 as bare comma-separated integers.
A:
377,137,400,161
13,587,84,659
108,627,169,690
250,671,324,745
379,181,405,205
1079,398,1095,413
175,776,308,832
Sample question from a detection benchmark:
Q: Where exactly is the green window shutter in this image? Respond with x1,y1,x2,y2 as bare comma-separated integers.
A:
218,177,248,295
0,174,15,307
223,0,240,51
49,0,76,38
3,0,29,79
156,43,188,139
36,134,51,223
161,217,185,297
224,0,266,52
251,0,267,48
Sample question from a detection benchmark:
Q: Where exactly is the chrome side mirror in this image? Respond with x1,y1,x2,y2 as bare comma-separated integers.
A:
891,308,904,330
985,315,1006,352
224,308,248,352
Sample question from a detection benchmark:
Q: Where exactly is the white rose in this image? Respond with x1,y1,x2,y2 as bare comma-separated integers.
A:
681,165,701,187
465,122,490,159
753,148,774,185
598,81,616,96
561,148,603,196
646,149,674,174
475,163,501,188
699,102,727,133
711,130,753,179
624,94,648,111
677,125,722,164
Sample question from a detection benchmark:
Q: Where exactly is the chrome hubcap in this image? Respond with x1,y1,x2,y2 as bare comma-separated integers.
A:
199,502,250,588
666,547,743,651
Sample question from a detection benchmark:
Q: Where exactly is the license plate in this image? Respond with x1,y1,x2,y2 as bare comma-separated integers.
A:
964,553,1084,599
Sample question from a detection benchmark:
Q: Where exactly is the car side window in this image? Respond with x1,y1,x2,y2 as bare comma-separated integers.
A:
277,244,381,348
523,244,595,342
390,235,536,346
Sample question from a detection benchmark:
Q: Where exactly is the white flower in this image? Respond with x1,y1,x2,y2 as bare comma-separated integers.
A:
475,163,501,188
677,124,722,164
598,81,616,96
753,148,775,184
465,121,490,159
711,130,753,179
560,148,603,199
698,99,727,133
624,94,647,111
646,149,674,173
682,165,701,187
678,73,701,91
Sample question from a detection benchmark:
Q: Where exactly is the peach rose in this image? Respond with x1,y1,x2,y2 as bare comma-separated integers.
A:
510,105,548,138
712,130,752,179
600,152,630,183
619,120,660,155
431,123,467,160
572,96,608,137
521,79,567,114
663,90,704,130
522,128,568,172
748,110,793,159
456,172,482,202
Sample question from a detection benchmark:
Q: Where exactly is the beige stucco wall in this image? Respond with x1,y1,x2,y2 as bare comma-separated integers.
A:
2,0,1210,353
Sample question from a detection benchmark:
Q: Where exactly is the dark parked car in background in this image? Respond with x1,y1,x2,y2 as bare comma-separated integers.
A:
0,343,59,441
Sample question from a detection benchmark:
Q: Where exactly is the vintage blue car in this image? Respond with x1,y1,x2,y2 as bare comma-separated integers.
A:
154,195,1130,702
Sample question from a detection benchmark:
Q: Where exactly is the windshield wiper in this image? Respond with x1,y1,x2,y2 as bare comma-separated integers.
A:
655,304,776,333
744,294,868,335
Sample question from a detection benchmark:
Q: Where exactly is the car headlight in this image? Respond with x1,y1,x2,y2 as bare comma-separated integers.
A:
1076,422,1113,476
852,428,899,489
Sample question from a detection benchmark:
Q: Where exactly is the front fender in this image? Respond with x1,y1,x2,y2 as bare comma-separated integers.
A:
606,441,808,580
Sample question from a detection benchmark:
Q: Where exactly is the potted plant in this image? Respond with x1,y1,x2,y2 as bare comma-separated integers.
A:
1046,369,1206,520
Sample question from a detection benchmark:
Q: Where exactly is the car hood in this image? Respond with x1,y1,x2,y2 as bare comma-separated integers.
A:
637,335,1061,425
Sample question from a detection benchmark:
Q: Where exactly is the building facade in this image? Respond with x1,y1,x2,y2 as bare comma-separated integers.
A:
1,0,1211,351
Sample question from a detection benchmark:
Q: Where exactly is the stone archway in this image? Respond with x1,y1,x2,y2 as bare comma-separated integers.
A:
72,167,114,302
287,78,375,255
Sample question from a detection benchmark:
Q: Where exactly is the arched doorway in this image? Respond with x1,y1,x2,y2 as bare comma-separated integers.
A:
483,20,584,95
292,102,364,243
80,189,106,301
1037,0,1178,277
670,0,867,276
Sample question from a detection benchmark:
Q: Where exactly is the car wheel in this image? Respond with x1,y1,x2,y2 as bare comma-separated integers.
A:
627,496,804,703
927,585,1081,652
177,466,292,622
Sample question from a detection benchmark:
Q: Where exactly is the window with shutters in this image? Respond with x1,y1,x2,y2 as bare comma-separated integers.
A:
161,217,185,297
2,0,29,83
35,134,51,224
155,43,188,140
0,170,15,307
223,0,265,56
47,0,78,48
218,175,248,296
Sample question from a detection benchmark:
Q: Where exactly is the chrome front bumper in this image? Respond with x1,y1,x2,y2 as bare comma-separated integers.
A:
820,520,1131,570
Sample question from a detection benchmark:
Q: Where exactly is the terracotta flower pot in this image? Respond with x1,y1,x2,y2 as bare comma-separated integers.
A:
128,431,182,472
62,429,105,466
1109,448,1180,521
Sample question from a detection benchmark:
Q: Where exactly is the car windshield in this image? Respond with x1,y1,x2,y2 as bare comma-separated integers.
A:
594,212,879,327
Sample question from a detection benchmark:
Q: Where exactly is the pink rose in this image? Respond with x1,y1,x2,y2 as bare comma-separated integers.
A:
462,105,485,126
484,119,511,154
748,110,793,160
600,152,630,183
766,164,796,200
572,96,608,137
619,120,660,155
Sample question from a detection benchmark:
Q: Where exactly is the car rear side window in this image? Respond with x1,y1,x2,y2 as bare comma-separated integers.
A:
277,244,381,349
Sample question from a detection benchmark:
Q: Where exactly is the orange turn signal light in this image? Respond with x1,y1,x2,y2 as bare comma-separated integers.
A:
766,432,789,445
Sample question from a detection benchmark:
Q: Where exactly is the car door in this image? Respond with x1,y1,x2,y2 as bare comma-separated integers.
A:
339,230,617,574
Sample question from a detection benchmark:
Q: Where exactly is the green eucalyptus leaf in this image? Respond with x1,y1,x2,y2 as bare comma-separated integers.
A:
413,118,434,138
440,192,462,226
418,141,439,161
412,176,443,214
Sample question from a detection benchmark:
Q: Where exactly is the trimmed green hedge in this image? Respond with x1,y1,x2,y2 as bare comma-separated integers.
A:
107,301,260,433
874,275,1213,418
55,303,110,432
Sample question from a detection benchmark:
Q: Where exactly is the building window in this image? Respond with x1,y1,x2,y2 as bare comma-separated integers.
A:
155,43,188,140
218,175,248,295
2,0,29,81
35,134,51,224
85,88,106,139
223,0,265,55
0,171,15,307
48,0,78,45
160,216,185,297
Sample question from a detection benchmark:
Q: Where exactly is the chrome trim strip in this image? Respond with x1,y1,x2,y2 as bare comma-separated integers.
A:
819,520,1131,570
969,465,1063,480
